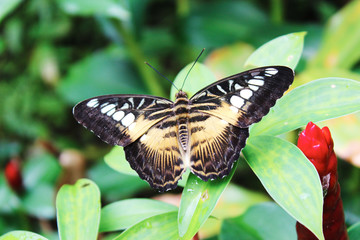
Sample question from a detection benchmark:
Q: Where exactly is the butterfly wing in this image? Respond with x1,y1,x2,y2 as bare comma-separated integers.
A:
188,66,294,180
188,112,249,180
73,94,184,191
123,115,184,191
73,94,174,146
190,66,294,127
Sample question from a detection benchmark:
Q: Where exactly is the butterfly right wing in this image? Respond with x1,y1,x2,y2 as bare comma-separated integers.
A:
73,94,174,147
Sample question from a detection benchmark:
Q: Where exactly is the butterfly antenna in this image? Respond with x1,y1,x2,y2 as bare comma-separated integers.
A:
181,48,205,90
145,62,179,91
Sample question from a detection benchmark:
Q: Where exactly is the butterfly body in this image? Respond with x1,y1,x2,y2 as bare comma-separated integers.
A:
73,66,294,191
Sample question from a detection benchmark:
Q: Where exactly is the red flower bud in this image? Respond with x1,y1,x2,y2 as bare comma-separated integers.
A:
296,122,348,240
4,158,24,194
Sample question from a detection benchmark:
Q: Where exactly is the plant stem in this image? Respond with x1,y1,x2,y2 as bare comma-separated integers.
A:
114,20,166,97
270,0,283,24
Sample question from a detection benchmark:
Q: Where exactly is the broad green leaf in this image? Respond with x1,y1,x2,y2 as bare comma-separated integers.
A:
100,199,178,232
104,146,137,176
205,42,255,77
23,184,55,219
113,211,179,240
0,0,22,24
0,231,48,240
251,78,360,136
243,136,324,240
88,161,148,200
178,162,238,240
310,0,360,69
349,222,360,240
170,62,216,100
56,179,101,240
57,0,130,21
220,202,297,240
245,32,306,69
58,46,146,104
23,152,61,189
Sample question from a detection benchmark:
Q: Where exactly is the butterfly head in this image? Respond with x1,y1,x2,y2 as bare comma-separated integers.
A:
175,90,188,99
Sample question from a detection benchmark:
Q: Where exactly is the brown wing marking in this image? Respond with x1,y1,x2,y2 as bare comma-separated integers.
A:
123,116,185,191
191,100,246,127
117,112,169,146
188,113,249,180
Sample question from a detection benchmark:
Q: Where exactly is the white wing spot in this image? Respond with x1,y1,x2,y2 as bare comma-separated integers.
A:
251,71,260,76
101,104,116,114
265,73,272,77
101,102,109,108
121,113,135,127
254,75,264,79
106,108,116,116
120,103,129,109
249,85,259,91
128,97,134,106
140,134,147,142
228,80,234,90
230,95,245,108
128,122,136,131
87,99,99,108
112,111,125,121
240,89,253,99
230,106,238,113
234,83,243,90
156,99,169,104
220,119,228,124
197,91,207,99
137,98,145,109
265,68,278,75
248,79,264,86
216,85,227,94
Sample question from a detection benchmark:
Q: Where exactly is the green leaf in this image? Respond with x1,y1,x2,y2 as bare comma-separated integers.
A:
56,0,130,21
58,46,146,104
178,162,238,240
113,211,179,240
170,62,216,100
205,42,255,77
245,32,306,69
243,136,324,240
104,146,137,176
23,152,61,189
0,231,48,240
100,199,178,232
23,184,55,219
0,0,22,24
88,161,148,200
220,202,297,240
310,0,360,69
250,78,360,136
56,179,101,240
349,222,360,240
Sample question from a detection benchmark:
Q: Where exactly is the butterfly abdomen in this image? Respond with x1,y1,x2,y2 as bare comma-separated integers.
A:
174,92,190,152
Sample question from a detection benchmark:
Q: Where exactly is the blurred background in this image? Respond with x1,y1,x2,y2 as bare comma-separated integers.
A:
1,0,360,238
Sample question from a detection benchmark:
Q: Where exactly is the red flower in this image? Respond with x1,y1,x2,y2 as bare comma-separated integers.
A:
5,158,24,194
296,122,348,240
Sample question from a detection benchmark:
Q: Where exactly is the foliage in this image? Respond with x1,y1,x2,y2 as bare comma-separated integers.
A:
1,0,360,240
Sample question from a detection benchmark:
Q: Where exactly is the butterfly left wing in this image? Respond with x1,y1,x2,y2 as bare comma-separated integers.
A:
73,94,184,191
123,115,185,191
73,94,174,146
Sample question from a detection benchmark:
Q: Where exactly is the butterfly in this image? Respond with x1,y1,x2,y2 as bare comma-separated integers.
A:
73,66,294,191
